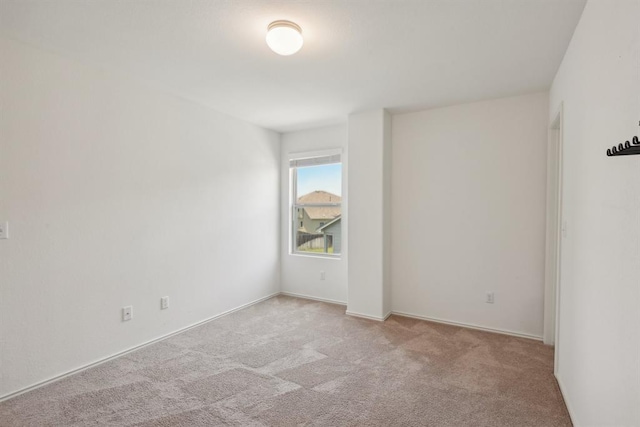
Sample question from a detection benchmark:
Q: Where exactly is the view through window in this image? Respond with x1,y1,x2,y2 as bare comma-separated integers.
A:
291,154,342,256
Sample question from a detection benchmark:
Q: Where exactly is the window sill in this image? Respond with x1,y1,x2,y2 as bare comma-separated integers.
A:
289,252,342,260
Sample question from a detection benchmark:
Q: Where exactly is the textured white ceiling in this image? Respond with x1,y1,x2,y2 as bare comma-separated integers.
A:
0,0,586,132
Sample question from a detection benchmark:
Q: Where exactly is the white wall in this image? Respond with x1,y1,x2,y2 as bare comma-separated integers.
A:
549,1,639,425
0,37,280,398
347,109,392,320
280,125,348,304
391,92,549,338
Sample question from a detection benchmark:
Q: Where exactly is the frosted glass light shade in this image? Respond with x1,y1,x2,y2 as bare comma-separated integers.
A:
266,21,303,56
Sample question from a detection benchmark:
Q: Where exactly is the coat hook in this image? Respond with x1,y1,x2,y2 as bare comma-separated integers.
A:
606,136,640,156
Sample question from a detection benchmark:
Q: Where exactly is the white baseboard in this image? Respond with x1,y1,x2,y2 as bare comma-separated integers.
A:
281,294,540,341
279,291,346,306
555,373,578,426
0,291,280,403
391,310,543,341
346,310,391,322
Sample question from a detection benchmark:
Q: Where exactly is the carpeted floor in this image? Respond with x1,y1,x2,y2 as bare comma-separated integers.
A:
0,295,571,426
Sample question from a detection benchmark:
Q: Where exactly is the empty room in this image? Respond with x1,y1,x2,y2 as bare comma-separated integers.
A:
1,0,638,426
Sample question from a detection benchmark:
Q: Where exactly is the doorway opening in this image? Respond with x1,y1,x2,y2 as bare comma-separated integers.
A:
544,103,564,375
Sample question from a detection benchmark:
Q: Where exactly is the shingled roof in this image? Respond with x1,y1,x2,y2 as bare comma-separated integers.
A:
297,191,341,220
317,215,341,232
297,191,341,204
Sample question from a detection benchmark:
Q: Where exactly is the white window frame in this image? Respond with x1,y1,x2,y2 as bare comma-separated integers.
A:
289,149,342,258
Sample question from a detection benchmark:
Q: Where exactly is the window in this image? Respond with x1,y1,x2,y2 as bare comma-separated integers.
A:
290,152,342,256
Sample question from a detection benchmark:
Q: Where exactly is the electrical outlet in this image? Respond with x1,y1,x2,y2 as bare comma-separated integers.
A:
122,306,133,321
0,221,8,239
485,292,495,304
320,271,325,281
161,296,169,310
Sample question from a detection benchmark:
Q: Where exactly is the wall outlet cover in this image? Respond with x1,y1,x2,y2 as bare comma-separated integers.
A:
122,306,133,321
485,292,495,304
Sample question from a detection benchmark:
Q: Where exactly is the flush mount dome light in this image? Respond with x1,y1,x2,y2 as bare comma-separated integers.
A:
266,20,303,56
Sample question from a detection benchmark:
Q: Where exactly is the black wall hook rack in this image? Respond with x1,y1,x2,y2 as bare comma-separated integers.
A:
607,136,640,156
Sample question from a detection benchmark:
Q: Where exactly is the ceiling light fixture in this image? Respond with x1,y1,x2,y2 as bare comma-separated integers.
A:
266,20,303,56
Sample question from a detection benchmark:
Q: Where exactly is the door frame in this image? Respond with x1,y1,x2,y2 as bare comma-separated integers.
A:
544,102,564,375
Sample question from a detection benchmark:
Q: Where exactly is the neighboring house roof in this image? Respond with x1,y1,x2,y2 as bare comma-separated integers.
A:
297,191,341,204
298,191,341,220
305,206,341,220
317,215,341,233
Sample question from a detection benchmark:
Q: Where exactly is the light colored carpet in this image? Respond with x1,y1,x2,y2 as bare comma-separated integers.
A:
0,296,571,426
